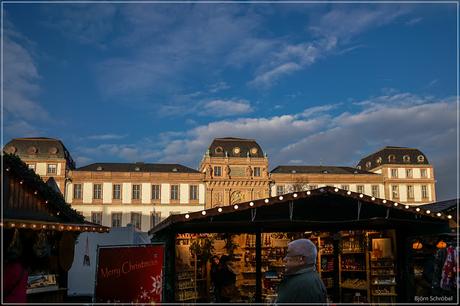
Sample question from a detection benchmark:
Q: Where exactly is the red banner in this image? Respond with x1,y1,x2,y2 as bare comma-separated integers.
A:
95,244,164,303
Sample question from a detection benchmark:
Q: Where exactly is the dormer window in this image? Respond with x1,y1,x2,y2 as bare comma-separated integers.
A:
6,146,17,154
388,154,396,163
250,147,258,155
134,167,140,171
291,170,297,174
27,146,38,154
172,168,178,172
49,147,58,154
96,166,103,171
403,155,410,163
417,155,425,163
215,146,223,154
376,157,382,164
233,147,241,155
357,166,361,170
322,170,328,174
366,161,372,169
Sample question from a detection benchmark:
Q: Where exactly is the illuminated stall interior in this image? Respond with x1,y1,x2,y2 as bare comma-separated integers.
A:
150,186,450,303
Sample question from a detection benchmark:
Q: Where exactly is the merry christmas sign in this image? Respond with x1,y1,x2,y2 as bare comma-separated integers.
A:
94,244,164,303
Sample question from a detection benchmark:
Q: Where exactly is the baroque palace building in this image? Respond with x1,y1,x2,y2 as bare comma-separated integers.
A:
3,137,436,232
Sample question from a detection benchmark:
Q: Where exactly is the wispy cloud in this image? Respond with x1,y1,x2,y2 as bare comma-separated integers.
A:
251,5,410,87
405,17,422,26
3,18,48,139
200,99,253,117
87,133,128,140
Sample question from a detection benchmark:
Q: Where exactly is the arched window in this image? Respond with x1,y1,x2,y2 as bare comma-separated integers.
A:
388,154,396,163
403,155,410,163
376,157,382,164
417,155,425,163
366,161,372,169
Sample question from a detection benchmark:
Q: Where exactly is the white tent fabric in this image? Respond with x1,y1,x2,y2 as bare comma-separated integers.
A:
68,225,150,296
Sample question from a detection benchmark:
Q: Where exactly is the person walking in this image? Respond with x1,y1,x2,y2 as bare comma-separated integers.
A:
276,239,327,304
210,255,222,302
218,255,239,303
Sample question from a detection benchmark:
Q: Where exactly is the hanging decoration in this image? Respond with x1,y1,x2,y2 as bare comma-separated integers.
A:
33,230,51,258
83,236,91,266
412,241,423,250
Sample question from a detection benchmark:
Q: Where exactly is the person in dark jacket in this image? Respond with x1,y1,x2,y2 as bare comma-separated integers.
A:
276,239,327,304
210,255,222,302
217,255,239,302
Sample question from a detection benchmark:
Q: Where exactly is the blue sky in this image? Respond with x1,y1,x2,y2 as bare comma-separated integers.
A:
3,2,458,200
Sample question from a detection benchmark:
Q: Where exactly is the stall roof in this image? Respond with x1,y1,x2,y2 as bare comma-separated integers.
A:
149,186,451,236
2,153,109,233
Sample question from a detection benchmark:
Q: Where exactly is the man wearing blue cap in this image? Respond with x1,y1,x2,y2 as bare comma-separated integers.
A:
276,238,327,304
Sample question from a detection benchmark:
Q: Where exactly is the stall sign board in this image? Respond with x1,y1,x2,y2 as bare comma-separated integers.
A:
94,244,164,303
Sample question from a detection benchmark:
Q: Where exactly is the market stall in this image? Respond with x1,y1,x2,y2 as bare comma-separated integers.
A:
149,186,451,303
2,153,110,303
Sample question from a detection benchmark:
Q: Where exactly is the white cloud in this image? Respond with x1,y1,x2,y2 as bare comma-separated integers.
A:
3,19,49,140
87,133,128,140
200,99,253,117
405,17,422,26
153,92,457,200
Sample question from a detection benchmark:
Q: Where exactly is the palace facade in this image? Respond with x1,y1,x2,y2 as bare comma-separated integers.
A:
4,137,436,232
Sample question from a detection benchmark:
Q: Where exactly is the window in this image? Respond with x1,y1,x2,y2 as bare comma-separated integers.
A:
189,185,198,200
214,166,222,177
417,155,425,163
132,184,141,200
73,184,82,199
91,212,102,225
276,185,285,196
376,157,382,165
403,155,411,163
151,212,161,228
93,184,102,199
309,185,318,190
391,185,399,199
421,185,428,199
47,164,57,174
341,185,349,191
113,184,121,200
111,213,122,227
131,212,142,230
407,185,414,199
388,154,396,163
406,169,413,178
420,169,427,178
27,164,36,171
391,169,398,178
371,185,380,198
254,167,261,177
357,185,365,194
365,161,371,169
152,185,161,200
171,185,179,200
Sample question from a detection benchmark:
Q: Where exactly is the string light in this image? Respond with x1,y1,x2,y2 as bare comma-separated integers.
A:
11,223,16,227
426,210,431,214
307,191,311,195
293,193,298,198
382,200,387,204
405,205,410,209
185,214,190,219
20,181,24,184
264,199,269,203
334,188,339,192
21,224,26,228
278,196,283,200
359,194,364,198
436,213,442,217
32,224,37,228
394,203,398,207
6,168,10,171
45,200,48,204
249,202,254,206
42,225,47,229
346,191,351,195
371,197,375,201
201,211,206,216
34,191,38,195
447,215,452,219
416,208,421,212
217,208,223,212
234,204,239,210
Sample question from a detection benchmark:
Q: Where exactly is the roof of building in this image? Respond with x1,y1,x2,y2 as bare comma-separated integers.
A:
207,137,265,158
4,137,75,169
419,199,458,213
356,146,429,170
76,162,200,173
149,186,449,236
270,165,376,175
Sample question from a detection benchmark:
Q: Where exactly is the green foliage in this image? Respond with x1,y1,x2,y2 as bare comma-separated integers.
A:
189,236,215,264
